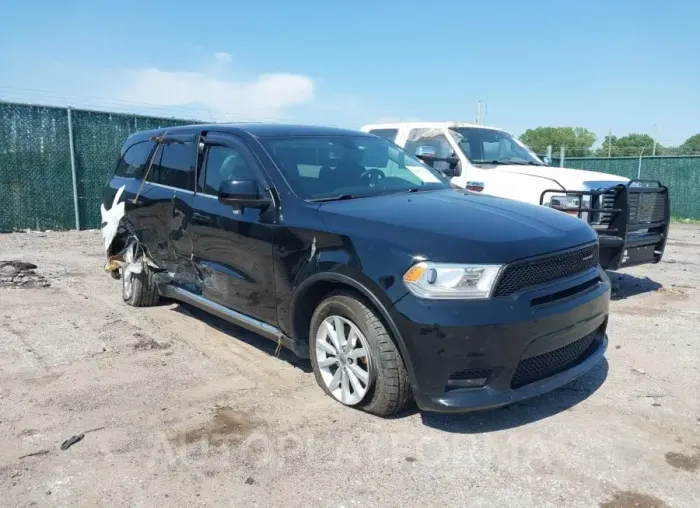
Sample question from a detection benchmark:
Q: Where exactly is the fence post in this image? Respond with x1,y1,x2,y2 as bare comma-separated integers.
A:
559,146,565,167
66,107,80,230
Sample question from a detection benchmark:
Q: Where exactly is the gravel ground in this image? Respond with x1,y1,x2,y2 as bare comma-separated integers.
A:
0,225,698,508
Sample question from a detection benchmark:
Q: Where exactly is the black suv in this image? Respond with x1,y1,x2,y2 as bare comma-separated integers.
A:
100,123,611,416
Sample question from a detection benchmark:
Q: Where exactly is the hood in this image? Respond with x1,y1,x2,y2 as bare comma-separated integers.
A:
315,189,598,265
494,164,629,190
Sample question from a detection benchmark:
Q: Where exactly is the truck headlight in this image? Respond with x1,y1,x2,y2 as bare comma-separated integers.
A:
402,262,503,300
548,195,581,210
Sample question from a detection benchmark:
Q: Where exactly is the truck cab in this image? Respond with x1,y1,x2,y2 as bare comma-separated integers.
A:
360,122,670,271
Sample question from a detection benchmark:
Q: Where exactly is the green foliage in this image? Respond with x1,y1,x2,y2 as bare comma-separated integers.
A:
519,127,596,157
595,133,661,157
679,134,700,155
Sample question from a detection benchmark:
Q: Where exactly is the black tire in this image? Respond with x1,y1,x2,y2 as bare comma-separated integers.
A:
309,290,413,417
122,260,160,307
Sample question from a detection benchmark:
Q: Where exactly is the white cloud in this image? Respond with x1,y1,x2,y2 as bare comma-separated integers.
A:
114,68,314,121
214,52,232,63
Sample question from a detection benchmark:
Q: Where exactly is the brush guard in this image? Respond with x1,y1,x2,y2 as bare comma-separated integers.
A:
540,180,670,270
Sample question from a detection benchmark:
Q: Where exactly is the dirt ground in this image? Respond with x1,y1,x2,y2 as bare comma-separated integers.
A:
0,225,698,508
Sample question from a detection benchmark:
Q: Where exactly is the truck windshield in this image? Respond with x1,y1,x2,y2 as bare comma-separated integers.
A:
260,135,450,201
449,127,544,166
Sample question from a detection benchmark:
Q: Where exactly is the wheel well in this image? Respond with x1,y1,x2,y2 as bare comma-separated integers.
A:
291,278,416,385
293,281,346,344
292,280,394,346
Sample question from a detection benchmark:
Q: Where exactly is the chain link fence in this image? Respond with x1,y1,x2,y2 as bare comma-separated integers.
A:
554,156,700,219
2,100,700,232
0,101,195,232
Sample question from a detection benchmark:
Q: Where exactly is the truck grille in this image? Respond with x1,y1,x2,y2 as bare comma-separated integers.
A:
510,331,598,389
493,244,599,297
629,192,667,224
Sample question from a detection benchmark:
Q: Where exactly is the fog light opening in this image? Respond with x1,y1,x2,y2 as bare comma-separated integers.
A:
446,369,491,391
446,378,488,390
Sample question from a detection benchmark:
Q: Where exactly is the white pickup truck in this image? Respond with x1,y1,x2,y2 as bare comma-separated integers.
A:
360,122,670,270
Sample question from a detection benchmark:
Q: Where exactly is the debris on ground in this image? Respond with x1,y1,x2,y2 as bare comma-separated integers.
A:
631,367,646,375
133,338,171,351
0,261,50,288
60,433,85,450
19,449,50,460
245,477,255,485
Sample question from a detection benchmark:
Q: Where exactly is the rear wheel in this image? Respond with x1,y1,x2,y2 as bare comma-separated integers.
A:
309,291,412,417
121,248,159,307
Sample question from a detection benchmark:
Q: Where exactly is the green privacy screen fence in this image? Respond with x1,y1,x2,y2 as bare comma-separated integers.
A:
0,101,196,232
553,156,700,220
2,100,700,232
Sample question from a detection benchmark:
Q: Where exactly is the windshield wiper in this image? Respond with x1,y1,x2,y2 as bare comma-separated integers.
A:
476,160,542,166
307,194,357,202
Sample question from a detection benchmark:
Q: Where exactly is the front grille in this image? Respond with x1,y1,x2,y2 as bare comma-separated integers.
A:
510,331,598,389
493,244,598,297
628,192,667,224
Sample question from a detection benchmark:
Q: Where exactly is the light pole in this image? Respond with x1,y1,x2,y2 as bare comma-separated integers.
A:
637,146,647,179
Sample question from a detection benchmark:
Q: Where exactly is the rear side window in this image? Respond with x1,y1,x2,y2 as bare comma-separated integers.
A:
147,141,197,191
368,129,398,142
114,141,155,178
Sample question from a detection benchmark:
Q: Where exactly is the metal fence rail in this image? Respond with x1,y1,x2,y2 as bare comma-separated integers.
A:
2,100,700,232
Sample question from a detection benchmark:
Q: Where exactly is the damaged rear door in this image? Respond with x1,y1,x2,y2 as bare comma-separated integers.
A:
131,133,197,282
188,132,278,326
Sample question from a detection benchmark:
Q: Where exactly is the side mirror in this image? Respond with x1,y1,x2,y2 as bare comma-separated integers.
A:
415,145,437,159
218,179,270,209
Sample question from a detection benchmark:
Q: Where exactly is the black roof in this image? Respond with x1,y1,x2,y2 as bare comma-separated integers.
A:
127,122,370,144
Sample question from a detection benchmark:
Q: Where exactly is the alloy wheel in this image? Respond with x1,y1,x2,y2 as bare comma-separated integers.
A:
315,315,372,405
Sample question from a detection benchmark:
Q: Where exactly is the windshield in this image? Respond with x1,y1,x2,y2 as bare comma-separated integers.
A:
260,135,450,200
449,127,544,166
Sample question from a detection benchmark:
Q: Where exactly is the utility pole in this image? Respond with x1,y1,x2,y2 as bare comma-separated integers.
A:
652,124,658,155
608,128,612,157
482,97,488,125
476,101,481,124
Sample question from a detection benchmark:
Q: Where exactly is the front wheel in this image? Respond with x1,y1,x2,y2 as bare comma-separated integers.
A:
309,291,412,417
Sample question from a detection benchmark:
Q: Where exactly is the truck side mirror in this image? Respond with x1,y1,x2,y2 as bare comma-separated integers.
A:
415,145,437,159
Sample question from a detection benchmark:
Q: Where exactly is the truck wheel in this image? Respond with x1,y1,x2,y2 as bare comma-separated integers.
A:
309,291,412,417
122,257,160,307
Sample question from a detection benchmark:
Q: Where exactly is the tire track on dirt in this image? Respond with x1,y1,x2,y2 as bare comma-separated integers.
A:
55,279,308,392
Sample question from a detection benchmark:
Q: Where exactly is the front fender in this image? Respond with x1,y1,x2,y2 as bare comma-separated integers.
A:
289,270,418,389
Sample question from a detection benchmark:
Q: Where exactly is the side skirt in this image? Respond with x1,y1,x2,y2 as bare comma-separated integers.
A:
158,284,309,359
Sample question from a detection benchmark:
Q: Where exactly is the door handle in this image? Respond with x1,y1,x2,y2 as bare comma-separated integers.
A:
191,212,212,224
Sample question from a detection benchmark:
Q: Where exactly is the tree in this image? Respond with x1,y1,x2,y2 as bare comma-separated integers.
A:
596,133,661,157
679,134,700,155
519,127,596,157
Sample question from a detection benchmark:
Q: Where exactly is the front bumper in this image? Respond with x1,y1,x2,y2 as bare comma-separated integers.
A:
390,267,611,413
540,180,671,270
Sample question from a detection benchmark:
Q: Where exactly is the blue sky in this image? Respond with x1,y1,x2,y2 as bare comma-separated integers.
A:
1,0,698,146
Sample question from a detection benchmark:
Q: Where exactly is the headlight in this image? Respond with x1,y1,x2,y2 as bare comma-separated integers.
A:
548,195,581,210
402,262,503,300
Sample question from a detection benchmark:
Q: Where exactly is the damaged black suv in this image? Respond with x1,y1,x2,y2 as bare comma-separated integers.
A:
101,123,611,416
